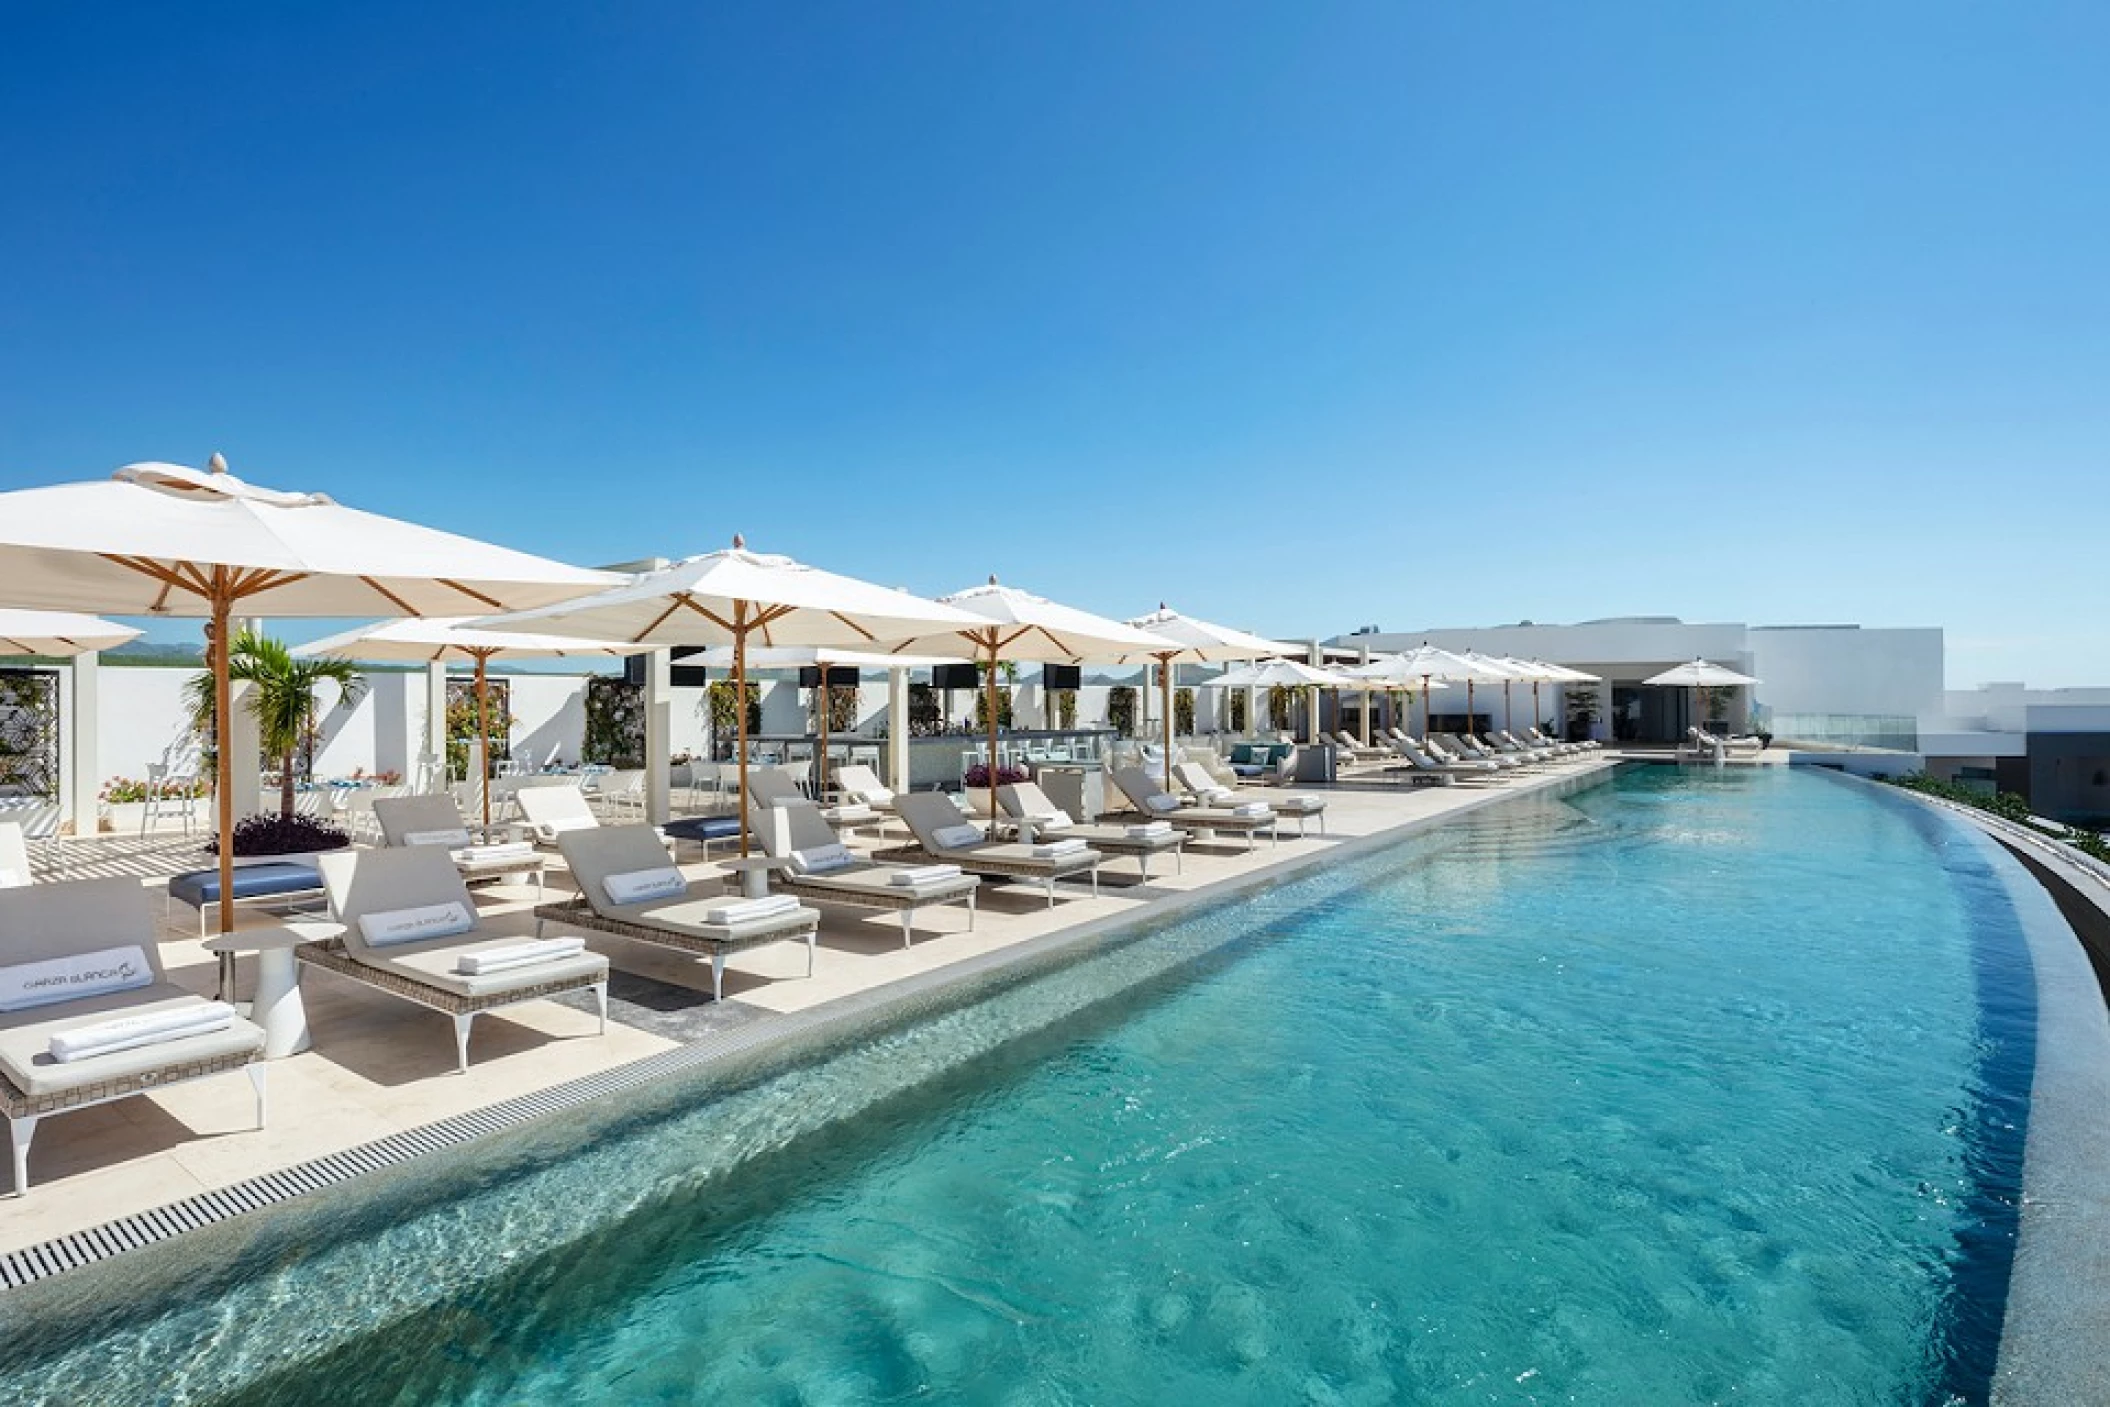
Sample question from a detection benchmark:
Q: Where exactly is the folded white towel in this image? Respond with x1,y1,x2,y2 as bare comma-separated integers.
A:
359,902,477,948
1144,793,1182,814
454,937,588,975
49,1002,236,1062
403,827,474,847
931,822,985,850
698,894,801,925
789,843,854,875
824,804,879,824
1198,787,1236,805
887,863,963,887
1125,822,1175,839
0,945,154,1012
603,867,687,905
1230,803,1272,818
1031,838,1090,858
457,841,535,862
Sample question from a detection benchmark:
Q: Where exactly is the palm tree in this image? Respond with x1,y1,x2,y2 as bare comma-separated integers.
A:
186,631,367,820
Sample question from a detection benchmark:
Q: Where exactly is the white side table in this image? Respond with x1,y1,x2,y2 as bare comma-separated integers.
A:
203,920,342,1059
717,855,792,899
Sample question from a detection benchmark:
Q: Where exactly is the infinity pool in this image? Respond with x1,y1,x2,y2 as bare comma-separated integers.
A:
0,768,2038,1404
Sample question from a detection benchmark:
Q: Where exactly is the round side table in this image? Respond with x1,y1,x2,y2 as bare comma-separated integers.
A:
202,920,343,1059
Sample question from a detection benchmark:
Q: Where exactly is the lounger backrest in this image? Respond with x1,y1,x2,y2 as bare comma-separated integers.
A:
1174,761,1225,797
745,768,803,809
896,792,978,851
0,822,29,887
517,785,596,831
372,793,468,847
0,877,163,973
320,847,480,956
836,764,889,799
1271,746,1299,780
754,798,840,857
1109,766,1173,814
555,824,687,916
996,781,1058,819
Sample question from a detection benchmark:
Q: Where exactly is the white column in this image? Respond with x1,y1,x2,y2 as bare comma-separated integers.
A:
887,668,910,792
422,662,448,792
645,648,672,823
66,651,99,838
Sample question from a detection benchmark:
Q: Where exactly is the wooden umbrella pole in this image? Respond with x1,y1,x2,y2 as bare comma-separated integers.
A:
1421,675,1432,740
735,607,750,858
211,582,236,938
474,651,493,828
985,647,1001,831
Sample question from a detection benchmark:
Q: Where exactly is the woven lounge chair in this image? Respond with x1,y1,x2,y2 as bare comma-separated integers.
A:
1330,731,1392,765
1529,726,1599,752
1173,762,1326,837
995,781,1185,880
1392,737,1502,784
833,764,901,818
746,767,880,835
543,825,821,1001
757,799,981,945
1108,766,1279,850
373,794,547,897
894,793,1103,905
0,877,267,1194
1431,734,1522,769
308,846,608,1073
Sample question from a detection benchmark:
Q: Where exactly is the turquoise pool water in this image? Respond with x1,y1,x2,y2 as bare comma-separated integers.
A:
3,768,2037,1404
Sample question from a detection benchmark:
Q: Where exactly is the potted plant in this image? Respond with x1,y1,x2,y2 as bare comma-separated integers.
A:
99,776,152,834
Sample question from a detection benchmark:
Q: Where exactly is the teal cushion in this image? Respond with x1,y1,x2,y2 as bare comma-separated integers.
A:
1230,744,1258,765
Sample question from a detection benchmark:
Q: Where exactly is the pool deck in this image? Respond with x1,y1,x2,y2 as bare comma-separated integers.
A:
0,755,1622,1263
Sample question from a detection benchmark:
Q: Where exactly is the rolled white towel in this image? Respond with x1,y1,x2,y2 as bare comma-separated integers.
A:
454,937,588,975
1124,822,1175,839
1198,787,1236,805
49,1002,237,1063
1230,803,1272,819
457,841,535,862
699,894,802,925
1031,838,1090,858
888,863,963,887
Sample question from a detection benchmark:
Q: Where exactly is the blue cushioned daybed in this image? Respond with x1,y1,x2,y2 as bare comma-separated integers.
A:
167,861,326,937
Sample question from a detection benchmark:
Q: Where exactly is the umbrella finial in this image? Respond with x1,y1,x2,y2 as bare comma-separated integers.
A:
1158,601,1167,611
987,573,999,585
207,452,228,475
732,533,745,550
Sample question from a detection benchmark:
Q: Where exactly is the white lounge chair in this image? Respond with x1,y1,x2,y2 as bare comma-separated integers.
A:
996,781,1185,880
1108,766,1279,850
544,825,821,1001
311,846,609,1073
0,822,30,888
757,799,981,945
895,793,1103,905
1173,762,1326,837
373,794,547,897
0,877,267,1193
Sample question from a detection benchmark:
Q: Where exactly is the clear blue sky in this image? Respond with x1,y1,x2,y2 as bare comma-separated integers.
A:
2,3,2103,686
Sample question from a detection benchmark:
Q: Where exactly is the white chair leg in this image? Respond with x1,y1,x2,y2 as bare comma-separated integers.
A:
452,1013,474,1073
900,909,913,948
967,891,977,931
248,1062,268,1127
594,981,609,1034
805,930,817,977
1090,868,1099,899
710,954,726,1002
9,1115,36,1197
1139,852,1151,883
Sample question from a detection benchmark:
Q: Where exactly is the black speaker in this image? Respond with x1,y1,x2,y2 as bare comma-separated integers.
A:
1042,664,1082,692
932,663,980,691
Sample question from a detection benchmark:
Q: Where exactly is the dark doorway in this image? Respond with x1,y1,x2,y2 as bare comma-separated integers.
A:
1611,685,1689,744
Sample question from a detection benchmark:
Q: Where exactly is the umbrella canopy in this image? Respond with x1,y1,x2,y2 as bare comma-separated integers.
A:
1643,658,1760,688
1347,644,1487,738
1644,659,1760,741
1112,605,1298,790
1205,658,1357,690
0,456,620,933
480,539,987,853
295,618,634,824
0,609,141,657
885,579,1177,820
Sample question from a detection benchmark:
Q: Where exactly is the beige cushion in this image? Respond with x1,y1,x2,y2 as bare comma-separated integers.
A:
0,984,263,1098
352,934,608,1000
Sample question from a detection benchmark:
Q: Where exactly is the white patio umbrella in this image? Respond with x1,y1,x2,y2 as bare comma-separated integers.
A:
1514,658,1600,738
479,538,986,855
1205,657,1359,749
295,618,634,826
1644,658,1760,737
0,609,142,657
1347,645,1479,740
0,457,621,932
883,579,1178,823
1112,605,1297,793
679,645,969,795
